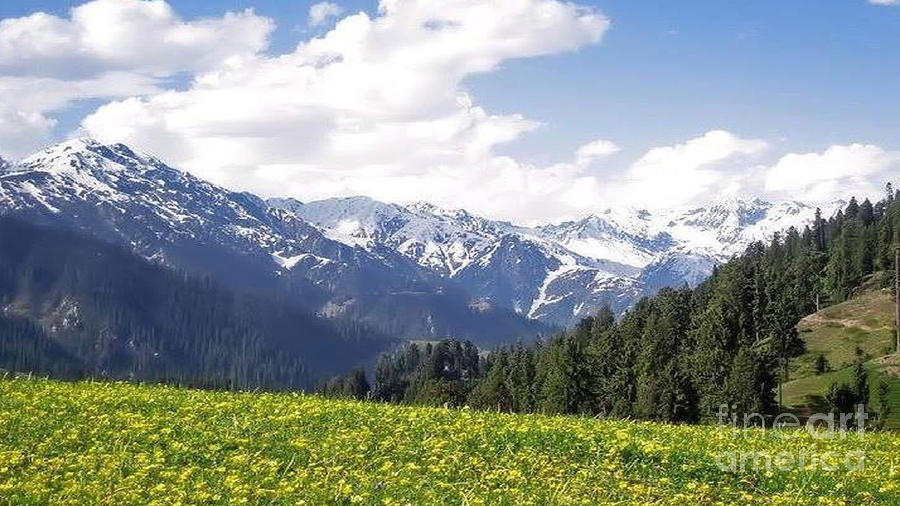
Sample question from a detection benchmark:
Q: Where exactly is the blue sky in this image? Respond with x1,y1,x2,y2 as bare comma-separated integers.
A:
481,0,900,163
0,0,898,222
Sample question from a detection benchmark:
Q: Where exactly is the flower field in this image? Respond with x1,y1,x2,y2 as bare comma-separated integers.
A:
0,377,898,505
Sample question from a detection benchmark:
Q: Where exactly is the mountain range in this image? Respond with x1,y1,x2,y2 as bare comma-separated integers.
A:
0,138,841,340
269,194,842,326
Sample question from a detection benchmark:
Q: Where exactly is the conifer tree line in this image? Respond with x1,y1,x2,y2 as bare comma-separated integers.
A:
354,186,900,422
0,219,395,390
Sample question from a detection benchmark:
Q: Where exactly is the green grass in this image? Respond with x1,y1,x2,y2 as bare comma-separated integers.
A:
782,285,900,429
1,377,899,505
781,361,900,427
791,288,896,377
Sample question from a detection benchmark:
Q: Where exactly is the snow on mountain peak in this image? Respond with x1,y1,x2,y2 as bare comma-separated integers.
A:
269,196,526,275
406,200,477,221
406,200,443,214
535,207,668,268
21,137,103,165
1,139,851,329
270,193,836,319
0,139,200,217
18,138,172,176
266,192,839,326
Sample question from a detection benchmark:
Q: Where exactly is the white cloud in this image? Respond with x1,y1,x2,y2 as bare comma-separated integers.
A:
79,0,611,222
0,0,272,77
869,0,899,5
0,72,161,157
309,2,344,27
0,107,56,158
604,130,769,209
7,0,889,222
574,139,620,166
764,144,900,203
0,0,272,157
630,130,768,179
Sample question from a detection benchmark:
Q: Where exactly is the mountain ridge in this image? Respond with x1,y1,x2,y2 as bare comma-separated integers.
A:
274,192,844,326
1,138,844,329
0,139,550,345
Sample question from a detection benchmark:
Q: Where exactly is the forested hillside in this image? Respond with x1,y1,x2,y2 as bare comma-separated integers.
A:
0,219,395,389
362,187,900,423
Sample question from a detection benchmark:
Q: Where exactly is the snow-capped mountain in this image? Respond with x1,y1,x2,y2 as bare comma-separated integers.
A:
276,196,844,326
0,139,548,344
535,209,672,268
0,138,842,331
269,196,652,323
267,196,512,276
0,138,414,298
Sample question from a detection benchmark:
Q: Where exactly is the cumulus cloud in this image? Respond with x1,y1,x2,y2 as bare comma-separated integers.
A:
0,0,272,77
309,2,344,27
78,0,610,222
574,139,620,167
0,107,56,158
764,144,900,203
869,0,899,5
603,130,769,209
0,0,272,157
5,0,891,222
0,72,162,157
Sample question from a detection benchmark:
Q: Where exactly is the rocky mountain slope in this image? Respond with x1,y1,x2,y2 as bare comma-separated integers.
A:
1,139,840,330
275,195,842,326
0,139,548,344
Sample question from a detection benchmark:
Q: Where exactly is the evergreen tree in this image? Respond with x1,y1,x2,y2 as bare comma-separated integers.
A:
725,347,776,420
852,348,869,410
814,354,829,375
875,380,892,428
467,350,513,411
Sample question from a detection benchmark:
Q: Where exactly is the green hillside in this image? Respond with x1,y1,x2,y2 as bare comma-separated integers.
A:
1,376,899,505
782,279,900,428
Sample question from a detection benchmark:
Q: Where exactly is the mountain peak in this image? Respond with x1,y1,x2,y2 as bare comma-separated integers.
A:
406,200,461,216
17,138,177,179
406,200,478,221
266,197,304,211
30,137,103,156
726,196,767,208
0,143,840,329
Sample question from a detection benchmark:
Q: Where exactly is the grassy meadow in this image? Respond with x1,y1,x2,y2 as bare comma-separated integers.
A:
783,286,900,429
0,377,898,505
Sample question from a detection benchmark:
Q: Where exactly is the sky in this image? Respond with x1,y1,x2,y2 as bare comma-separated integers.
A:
0,0,898,224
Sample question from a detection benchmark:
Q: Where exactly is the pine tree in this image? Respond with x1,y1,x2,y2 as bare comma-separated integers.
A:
725,347,775,420
814,354,828,375
852,348,869,410
876,380,892,428
467,350,513,411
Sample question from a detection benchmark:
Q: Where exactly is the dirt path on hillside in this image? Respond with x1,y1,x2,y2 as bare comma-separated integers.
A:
872,354,900,378
800,312,889,332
